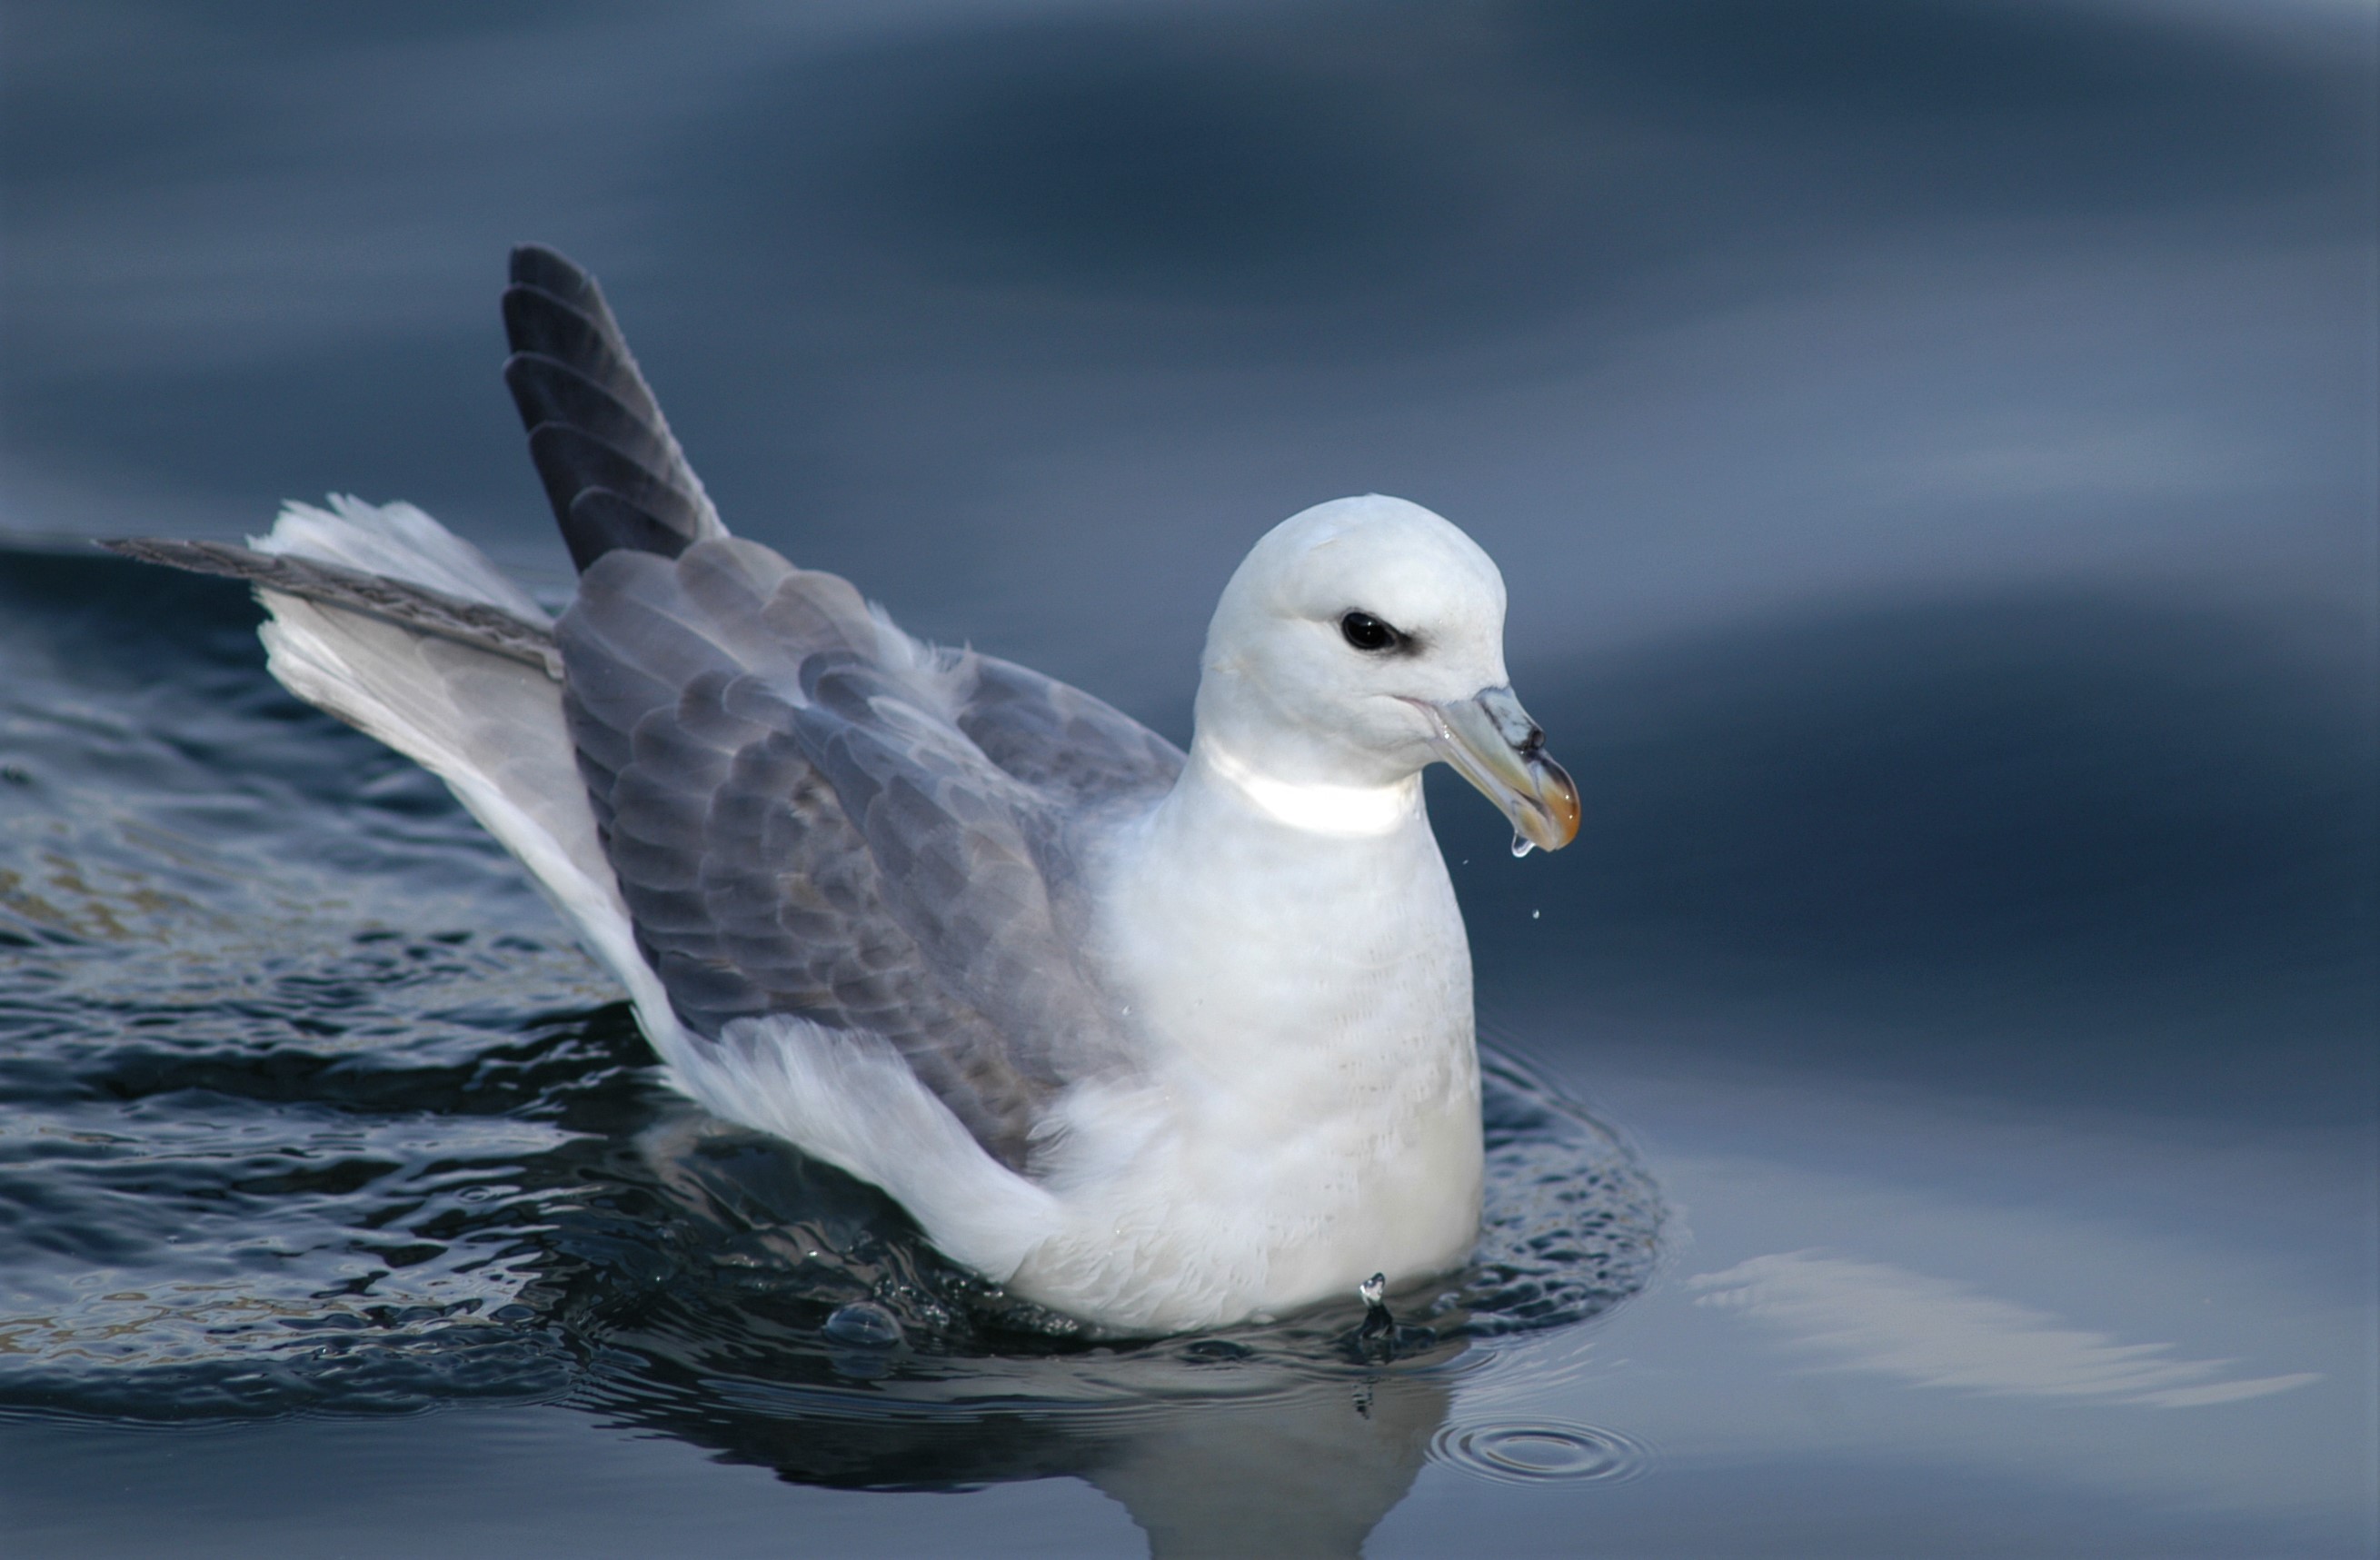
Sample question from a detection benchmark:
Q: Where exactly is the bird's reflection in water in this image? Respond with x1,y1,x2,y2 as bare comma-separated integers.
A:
551,1056,1656,1556
583,1281,1452,1556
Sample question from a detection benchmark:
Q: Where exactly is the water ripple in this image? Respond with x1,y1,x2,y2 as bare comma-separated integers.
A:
1430,1420,1648,1485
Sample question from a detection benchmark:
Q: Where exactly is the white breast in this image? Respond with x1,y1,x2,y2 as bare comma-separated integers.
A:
1007,748,1484,1332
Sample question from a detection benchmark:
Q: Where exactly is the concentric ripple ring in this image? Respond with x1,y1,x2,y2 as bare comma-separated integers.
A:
1431,1421,1648,1485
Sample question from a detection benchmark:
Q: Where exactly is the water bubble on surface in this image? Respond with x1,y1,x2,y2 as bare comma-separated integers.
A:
1178,1338,1254,1364
823,1302,902,1348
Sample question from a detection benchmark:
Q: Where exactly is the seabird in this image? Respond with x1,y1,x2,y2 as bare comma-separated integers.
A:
108,246,1578,1334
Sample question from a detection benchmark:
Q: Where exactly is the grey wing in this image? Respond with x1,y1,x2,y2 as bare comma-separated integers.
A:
560,537,1135,1171
502,244,728,571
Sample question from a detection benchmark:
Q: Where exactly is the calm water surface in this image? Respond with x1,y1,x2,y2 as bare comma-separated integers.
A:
3,3,2374,1555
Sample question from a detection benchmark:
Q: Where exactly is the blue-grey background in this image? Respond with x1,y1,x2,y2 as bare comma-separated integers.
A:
3,1,2374,1555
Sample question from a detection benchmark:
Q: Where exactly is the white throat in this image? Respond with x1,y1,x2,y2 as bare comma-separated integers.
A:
1194,739,1422,838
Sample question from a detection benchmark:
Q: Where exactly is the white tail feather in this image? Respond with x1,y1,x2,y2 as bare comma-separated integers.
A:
250,499,683,1052
254,496,550,621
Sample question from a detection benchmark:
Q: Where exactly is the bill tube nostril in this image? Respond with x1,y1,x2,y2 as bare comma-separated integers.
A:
1415,688,1580,853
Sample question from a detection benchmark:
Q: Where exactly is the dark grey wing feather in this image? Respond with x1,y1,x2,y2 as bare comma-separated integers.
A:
502,244,724,571
504,352,683,480
97,537,562,678
559,539,1129,1169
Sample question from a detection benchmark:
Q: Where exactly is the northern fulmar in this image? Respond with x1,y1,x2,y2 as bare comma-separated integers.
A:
108,246,1578,1335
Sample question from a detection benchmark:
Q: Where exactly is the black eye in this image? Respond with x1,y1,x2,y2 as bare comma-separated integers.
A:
1339,611,1400,652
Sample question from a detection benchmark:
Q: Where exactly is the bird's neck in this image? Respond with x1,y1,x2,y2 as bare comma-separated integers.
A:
1179,732,1424,840
1190,659,1424,783
1099,731,1464,1050
1089,733,1475,1237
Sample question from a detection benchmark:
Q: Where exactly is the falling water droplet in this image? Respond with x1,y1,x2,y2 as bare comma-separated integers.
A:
1510,833,1534,859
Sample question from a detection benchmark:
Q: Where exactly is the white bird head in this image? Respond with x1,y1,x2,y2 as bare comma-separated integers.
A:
1195,495,1578,850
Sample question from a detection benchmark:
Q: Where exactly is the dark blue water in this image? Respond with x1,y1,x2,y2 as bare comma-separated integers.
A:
4,3,2374,1555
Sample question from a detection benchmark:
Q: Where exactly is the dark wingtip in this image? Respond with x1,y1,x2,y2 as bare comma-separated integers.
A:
503,244,721,571
509,243,595,303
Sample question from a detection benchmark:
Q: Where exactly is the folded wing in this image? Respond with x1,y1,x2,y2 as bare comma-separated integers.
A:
559,539,1175,1169
503,246,1182,1174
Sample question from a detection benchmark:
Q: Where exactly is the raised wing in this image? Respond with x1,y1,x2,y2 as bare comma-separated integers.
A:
503,244,728,571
